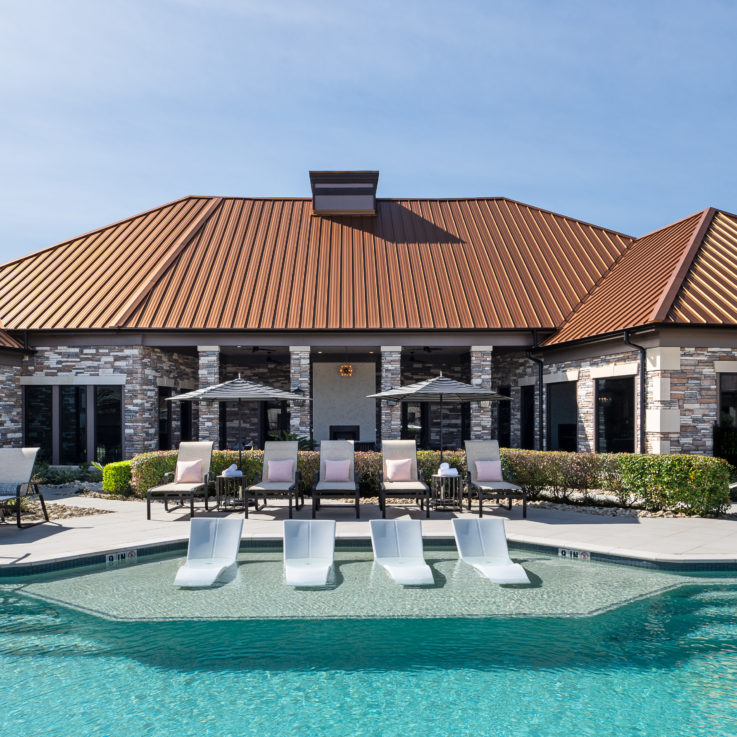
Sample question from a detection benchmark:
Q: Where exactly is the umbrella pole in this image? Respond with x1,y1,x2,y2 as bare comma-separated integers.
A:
238,398,242,468
439,394,444,465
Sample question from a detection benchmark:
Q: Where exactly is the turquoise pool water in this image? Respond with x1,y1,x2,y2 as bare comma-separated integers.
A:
1,571,737,736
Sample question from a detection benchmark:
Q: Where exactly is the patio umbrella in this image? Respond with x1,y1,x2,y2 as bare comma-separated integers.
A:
168,376,310,466
368,373,510,464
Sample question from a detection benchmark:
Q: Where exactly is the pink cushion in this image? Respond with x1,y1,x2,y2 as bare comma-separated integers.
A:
267,459,294,482
175,459,202,483
475,460,502,482
385,458,412,482
324,459,351,482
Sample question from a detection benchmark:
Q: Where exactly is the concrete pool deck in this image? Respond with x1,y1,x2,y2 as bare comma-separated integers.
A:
1,488,736,568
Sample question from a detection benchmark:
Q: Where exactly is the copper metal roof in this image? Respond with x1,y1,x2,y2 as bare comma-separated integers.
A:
544,210,712,345
667,211,737,324
0,326,23,350
0,196,633,332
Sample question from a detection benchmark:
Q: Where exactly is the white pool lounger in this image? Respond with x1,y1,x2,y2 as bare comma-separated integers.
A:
283,519,336,586
174,517,244,587
452,517,530,584
369,519,434,585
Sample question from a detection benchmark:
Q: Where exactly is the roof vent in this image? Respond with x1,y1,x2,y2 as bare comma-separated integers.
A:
309,170,379,216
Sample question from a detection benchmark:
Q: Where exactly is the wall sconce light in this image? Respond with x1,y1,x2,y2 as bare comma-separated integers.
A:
338,363,353,377
291,386,304,396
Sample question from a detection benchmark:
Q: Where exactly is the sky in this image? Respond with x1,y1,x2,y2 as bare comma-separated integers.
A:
1,0,736,262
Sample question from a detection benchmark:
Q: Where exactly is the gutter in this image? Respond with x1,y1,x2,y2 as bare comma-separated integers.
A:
623,329,646,453
526,329,545,450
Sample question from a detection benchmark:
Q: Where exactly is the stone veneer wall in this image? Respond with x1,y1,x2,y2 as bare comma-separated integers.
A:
21,345,198,459
379,348,402,441
289,347,312,437
0,359,24,447
650,347,734,456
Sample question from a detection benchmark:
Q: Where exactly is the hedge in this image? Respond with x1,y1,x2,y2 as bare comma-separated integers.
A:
102,461,133,494
128,448,731,517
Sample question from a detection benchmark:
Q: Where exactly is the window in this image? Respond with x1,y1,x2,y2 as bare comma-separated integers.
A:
400,401,469,450
24,385,122,464
180,401,193,442
496,384,511,448
596,377,635,453
95,386,123,462
24,386,53,463
520,385,536,449
720,374,737,428
547,381,577,452
59,386,87,464
158,387,173,450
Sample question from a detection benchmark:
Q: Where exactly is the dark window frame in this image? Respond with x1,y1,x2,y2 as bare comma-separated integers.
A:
23,384,125,464
595,376,636,454
546,380,578,452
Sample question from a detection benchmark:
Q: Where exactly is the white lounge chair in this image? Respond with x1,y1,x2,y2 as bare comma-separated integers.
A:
312,440,360,518
147,441,214,520
174,517,244,587
465,440,527,518
283,519,336,586
369,519,434,585
379,440,430,518
0,447,48,528
247,441,303,518
452,517,530,584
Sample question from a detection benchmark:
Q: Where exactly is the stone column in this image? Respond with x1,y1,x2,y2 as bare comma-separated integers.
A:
289,346,311,437
380,346,402,441
0,359,24,448
197,346,220,446
470,346,493,440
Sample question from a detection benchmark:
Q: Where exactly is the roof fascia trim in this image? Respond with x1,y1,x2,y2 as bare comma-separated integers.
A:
650,208,716,323
110,197,223,327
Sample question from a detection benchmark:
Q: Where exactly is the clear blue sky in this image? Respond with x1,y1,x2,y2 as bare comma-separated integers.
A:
1,0,736,262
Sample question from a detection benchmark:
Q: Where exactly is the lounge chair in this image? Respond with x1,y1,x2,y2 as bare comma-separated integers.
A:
0,447,48,528
174,517,243,587
247,441,303,519
283,519,336,586
146,441,214,520
369,519,434,585
465,440,527,518
312,440,359,518
452,517,530,584
379,440,430,518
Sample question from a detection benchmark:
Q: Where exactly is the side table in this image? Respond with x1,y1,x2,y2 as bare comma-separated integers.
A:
429,474,464,511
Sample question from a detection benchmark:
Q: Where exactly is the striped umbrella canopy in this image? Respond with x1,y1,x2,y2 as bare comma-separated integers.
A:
368,373,509,463
168,377,309,466
169,377,309,403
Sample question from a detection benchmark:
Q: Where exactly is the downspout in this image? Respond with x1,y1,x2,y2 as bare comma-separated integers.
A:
526,330,545,451
623,329,647,454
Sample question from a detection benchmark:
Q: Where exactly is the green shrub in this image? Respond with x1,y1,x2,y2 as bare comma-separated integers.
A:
128,446,730,516
102,461,133,494
615,454,730,516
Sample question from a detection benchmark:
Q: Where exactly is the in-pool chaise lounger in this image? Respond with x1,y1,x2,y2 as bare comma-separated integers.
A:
452,517,529,584
174,517,243,587
283,519,336,586
369,519,434,585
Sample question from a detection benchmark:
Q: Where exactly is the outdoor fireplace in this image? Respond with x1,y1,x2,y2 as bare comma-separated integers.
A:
329,425,360,441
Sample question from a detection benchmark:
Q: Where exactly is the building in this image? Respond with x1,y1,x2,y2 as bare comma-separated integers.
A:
1,171,737,464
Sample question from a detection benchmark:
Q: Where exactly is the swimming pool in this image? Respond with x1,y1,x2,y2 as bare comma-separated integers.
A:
2,550,736,736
